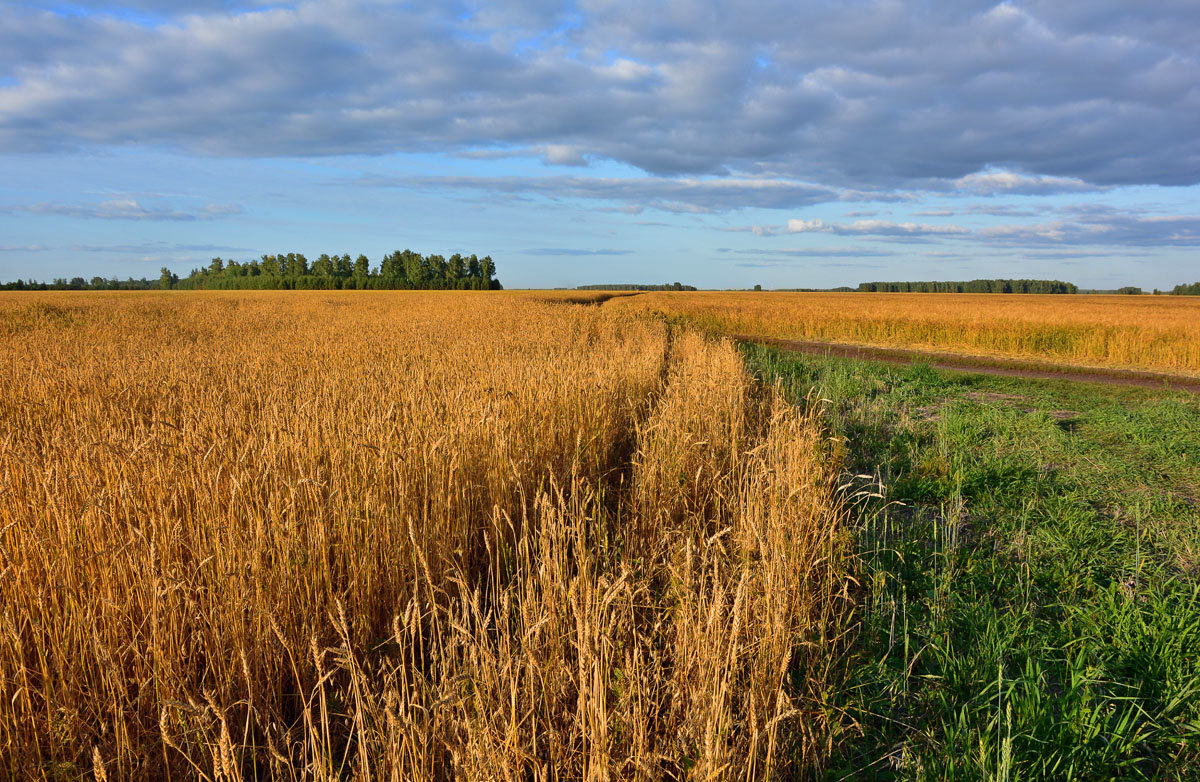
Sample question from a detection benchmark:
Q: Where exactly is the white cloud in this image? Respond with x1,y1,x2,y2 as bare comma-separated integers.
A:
0,1,1195,189
786,218,971,236
542,145,588,167
979,213,1200,246
953,169,1107,196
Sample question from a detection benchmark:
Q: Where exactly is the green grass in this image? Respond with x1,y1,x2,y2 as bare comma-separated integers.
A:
740,344,1200,781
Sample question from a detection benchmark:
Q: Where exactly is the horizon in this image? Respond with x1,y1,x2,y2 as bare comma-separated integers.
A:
2,1,1197,290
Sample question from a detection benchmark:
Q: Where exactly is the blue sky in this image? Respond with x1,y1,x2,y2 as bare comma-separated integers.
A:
1,1,1198,289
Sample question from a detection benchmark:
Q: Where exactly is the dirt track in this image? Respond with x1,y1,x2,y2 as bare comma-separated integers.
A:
735,335,1200,393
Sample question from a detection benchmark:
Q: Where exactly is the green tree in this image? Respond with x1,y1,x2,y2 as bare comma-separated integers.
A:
334,254,352,287
353,254,371,289
448,254,466,289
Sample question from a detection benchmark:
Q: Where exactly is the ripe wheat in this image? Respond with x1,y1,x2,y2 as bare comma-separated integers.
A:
613,291,1200,374
0,291,849,780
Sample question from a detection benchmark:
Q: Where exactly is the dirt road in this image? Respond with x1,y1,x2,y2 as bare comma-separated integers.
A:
735,335,1200,393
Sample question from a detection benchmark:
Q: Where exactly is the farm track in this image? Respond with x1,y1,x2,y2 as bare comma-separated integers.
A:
733,334,1200,393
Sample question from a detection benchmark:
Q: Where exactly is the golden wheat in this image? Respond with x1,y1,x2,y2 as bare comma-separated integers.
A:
612,291,1200,375
0,291,848,780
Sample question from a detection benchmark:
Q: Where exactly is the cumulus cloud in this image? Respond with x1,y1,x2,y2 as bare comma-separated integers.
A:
5,199,242,221
0,1,1195,189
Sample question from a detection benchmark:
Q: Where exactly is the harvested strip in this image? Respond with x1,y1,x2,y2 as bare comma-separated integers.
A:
735,335,1200,393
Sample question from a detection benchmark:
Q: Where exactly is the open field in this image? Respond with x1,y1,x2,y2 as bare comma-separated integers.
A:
4,289,1199,780
0,292,849,779
611,292,1200,376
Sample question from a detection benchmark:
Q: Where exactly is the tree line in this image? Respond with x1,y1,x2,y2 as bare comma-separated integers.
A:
0,250,502,291
173,251,500,290
1171,282,1200,295
857,279,1078,294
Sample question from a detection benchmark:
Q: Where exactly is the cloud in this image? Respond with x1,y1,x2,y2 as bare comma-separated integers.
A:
542,145,588,167
980,213,1200,246
0,1,1195,189
733,258,886,269
360,174,840,213
6,199,242,220
1018,250,1123,260
953,169,1108,196
71,242,253,253
967,204,1046,217
718,204,1200,248
785,218,971,237
717,246,896,258
720,224,780,236
524,248,634,256
0,244,49,251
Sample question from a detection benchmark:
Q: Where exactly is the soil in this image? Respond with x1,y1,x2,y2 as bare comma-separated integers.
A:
735,335,1200,393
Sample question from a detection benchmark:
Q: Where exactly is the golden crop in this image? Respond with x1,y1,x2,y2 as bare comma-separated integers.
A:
0,291,848,780
613,291,1200,375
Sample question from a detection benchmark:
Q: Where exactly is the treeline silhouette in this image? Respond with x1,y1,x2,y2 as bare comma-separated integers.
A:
3,276,161,291
857,279,1077,294
0,250,502,291
1172,282,1200,295
576,283,697,291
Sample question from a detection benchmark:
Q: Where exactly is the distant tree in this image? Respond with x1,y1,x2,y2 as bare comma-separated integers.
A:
313,253,334,279
1116,286,1143,295
466,255,482,289
447,254,466,289
858,278,1076,294
10,249,502,292
481,256,499,289
353,254,371,289
334,254,352,286
753,284,762,291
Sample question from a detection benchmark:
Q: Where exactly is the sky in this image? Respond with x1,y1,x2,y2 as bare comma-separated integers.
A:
1,1,1198,290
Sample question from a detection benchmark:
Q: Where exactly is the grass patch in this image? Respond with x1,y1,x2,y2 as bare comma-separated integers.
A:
742,343,1200,780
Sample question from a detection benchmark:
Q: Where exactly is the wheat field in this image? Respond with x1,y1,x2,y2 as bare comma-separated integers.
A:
612,291,1200,375
0,291,850,780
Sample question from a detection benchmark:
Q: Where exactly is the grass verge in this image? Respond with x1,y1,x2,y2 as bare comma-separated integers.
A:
742,343,1200,780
